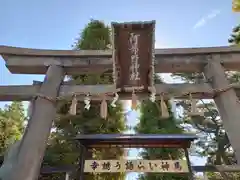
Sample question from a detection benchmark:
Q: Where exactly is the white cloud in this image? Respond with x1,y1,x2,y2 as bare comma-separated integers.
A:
207,9,221,19
193,9,221,29
193,18,206,29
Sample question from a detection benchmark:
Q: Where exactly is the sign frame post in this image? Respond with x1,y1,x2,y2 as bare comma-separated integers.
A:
74,134,197,180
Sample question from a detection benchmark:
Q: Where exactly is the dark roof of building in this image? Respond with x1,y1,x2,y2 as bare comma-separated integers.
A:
74,134,197,148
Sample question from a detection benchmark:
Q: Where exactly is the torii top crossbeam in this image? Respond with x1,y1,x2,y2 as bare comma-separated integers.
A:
1,45,240,75
1,44,240,101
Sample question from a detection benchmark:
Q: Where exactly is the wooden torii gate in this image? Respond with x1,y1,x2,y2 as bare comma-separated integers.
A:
1,21,240,180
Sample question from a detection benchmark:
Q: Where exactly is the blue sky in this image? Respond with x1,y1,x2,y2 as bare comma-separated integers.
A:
0,0,239,179
0,0,238,85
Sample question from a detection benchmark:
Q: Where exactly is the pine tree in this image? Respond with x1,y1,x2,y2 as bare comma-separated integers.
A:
229,25,240,45
40,20,126,180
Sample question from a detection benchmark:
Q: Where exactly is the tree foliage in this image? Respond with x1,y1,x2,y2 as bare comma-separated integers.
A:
135,77,188,180
233,0,240,12
72,19,111,50
0,102,25,155
40,20,126,180
228,25,240,45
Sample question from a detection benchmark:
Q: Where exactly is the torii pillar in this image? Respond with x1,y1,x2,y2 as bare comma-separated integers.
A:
8,65,64,180
204,56,240,164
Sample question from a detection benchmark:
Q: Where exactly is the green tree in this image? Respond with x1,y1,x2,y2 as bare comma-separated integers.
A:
0,102,25,155
233,0,240,12
40,20,126,180
229,25,240,45
135,77,188,180
72,19,111,50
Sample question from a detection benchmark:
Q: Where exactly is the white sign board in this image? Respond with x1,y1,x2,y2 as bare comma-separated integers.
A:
84,160,189,173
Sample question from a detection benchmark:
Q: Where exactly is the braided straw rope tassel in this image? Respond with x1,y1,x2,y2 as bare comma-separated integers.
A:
111,93,119,108
84,94,91,110
111,22,119,88
100,95,108,119
150,21,155,87
69,94,77,115
149,86,156,102
160,94,169,118
187,93,203,116
131,90,138,110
